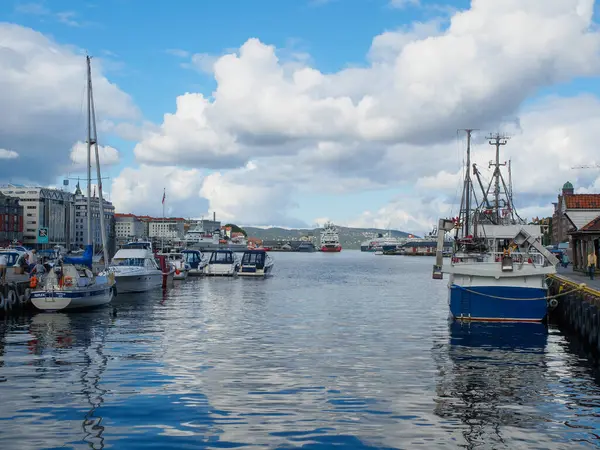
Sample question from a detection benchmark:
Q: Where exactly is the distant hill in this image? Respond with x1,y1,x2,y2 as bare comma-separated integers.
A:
243,226,415,250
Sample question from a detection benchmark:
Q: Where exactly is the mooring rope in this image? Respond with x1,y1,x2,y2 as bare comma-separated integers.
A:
454,283,586,301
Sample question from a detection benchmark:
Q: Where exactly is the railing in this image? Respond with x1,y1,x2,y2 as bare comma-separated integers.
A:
451,251,548,266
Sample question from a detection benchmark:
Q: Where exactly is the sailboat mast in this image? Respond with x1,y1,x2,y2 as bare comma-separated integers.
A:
463,129,473,237
86,56,93,249
87,55,110,269
487,133,508,223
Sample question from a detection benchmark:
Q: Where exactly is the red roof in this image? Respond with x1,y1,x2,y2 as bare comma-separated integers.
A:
581,215,600,232
564,194,600,209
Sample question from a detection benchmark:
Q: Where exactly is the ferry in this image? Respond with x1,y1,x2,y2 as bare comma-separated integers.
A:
432,131,558,322
320,222,342,252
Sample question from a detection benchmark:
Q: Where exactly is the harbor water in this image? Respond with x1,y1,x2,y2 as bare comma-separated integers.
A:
1,252,600,449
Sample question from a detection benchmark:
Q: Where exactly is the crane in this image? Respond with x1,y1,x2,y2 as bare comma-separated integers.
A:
572,164,600,169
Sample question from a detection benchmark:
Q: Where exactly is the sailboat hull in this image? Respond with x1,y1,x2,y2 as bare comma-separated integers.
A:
31,286,114,312
449,275,548,322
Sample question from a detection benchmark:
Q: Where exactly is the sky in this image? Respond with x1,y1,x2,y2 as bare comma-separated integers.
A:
1,0,600,235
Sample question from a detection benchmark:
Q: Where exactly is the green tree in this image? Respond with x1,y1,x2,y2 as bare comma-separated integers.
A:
224,223,247,237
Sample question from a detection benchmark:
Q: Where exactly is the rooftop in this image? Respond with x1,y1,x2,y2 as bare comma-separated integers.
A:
580,215,600,232
564,194,600,209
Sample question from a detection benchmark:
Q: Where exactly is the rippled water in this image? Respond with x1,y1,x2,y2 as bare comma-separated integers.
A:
1,252,600,449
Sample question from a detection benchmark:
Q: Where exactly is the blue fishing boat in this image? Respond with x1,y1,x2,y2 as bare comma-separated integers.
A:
432,130,558,323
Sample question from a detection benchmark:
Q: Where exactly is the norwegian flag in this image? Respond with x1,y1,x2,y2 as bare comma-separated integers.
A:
162,188,166,205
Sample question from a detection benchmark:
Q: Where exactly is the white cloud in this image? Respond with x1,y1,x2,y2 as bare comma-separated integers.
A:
0,149,19,159
389,0,420,9
133,0,600,171
110,165,207,218
69,141,120,169
0,23,138,183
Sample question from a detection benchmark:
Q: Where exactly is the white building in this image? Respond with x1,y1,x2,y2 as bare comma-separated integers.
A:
115,214,146,240
72,183,115,250
149,218,185,239
0,185,75,248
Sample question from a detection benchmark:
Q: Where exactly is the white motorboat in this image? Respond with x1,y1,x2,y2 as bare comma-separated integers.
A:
31,56,115,312
110,241,162,293
158,252,190,280
181,249,207,276
203,250,240,276
239,250,274,277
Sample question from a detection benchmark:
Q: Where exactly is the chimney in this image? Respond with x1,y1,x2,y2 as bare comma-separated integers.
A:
213,211,216,222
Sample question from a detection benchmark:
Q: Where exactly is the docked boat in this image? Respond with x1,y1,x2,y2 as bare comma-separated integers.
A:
297,242,316,252
432,131,558,323
181,249,207,276
31,56,116,312
320,222,342,252
158,252,190,280
239,250,274,277
203,250,240,276
110,241,163,293
185,222,248,251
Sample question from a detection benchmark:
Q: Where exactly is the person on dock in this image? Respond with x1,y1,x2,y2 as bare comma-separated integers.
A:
588,250,597,280
0,253,7,285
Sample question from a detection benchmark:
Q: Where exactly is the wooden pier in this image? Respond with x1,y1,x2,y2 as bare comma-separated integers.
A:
0,272,33,315
548,267,600,352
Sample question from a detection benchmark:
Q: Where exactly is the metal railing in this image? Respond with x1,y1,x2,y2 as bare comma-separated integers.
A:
451,251,548,266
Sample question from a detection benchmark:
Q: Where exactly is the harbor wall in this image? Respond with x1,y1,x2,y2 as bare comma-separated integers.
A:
548,275,600,353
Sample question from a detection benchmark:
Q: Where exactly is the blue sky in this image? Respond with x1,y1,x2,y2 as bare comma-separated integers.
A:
1,1,600,232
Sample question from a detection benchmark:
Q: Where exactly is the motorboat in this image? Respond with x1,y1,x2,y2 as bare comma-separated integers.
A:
30,57,115,312
239,250,274,277
203,250,240,276
0,249,26,274
158,252,190,280
109,241,163,293
181,249,207,276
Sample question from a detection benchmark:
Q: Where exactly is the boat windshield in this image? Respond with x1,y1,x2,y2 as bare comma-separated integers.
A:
113,258,145,267
0,252,21,266
183,252,200,263
210,252,233,264
123,243,150,250
242,252,265,266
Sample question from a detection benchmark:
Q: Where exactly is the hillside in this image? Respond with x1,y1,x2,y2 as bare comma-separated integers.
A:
243,226,415,250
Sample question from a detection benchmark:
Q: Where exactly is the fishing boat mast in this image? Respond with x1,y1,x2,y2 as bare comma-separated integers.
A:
86,55,110,269
460,129,474,237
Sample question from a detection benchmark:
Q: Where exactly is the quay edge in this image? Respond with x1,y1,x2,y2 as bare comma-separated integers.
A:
0,279,33,315
548,273,600,352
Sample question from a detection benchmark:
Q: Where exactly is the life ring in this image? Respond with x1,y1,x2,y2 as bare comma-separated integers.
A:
29,276,37,289
64,276,73,287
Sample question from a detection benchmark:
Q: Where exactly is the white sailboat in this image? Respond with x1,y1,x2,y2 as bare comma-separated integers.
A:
31,56,116,311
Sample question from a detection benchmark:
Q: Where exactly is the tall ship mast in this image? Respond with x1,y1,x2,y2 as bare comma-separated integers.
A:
432,130,558,323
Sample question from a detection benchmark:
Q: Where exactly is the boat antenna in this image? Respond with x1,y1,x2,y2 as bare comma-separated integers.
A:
88,55,110,269
86,56,93,255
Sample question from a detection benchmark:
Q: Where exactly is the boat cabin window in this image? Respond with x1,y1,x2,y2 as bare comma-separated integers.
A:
0,252,20,266
242,252,265,266
183,252,200,264
114,258,145,267
210,252,233,264
123,243,150,250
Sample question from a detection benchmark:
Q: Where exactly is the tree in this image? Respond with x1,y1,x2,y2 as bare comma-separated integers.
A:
224,223,247,237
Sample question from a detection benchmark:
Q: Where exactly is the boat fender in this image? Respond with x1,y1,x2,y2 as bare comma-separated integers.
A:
29,276,37,289
0,292,4,311
112,285,118,298
175,269,181,275
7,290,17,308
548,298,559,309
24,288,31,303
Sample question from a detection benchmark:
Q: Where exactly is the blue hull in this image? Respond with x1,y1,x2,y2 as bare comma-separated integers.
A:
449,285,548,322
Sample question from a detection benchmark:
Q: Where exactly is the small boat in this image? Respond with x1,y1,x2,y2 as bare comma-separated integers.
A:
158,252,189,280
203,250,240,276
31,56,115,312
109,241,163,293
239,250,274,277
181,249,207,276
156,254,175,288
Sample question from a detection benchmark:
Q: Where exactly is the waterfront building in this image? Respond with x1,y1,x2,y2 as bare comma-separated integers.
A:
115,213,146,241
148,218,186,240
0,185,74,248
0,191,23,246
72,183,115,252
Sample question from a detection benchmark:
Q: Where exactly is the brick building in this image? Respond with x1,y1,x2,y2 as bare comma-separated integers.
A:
0,192,23,246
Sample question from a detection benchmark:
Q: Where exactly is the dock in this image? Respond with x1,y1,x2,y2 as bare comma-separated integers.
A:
0,272,33,315
548,267,600,352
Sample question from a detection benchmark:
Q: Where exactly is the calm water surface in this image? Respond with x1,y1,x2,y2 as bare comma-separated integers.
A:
1,252,600,449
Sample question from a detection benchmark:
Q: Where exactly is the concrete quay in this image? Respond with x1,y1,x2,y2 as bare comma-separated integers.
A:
0,273,33,315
